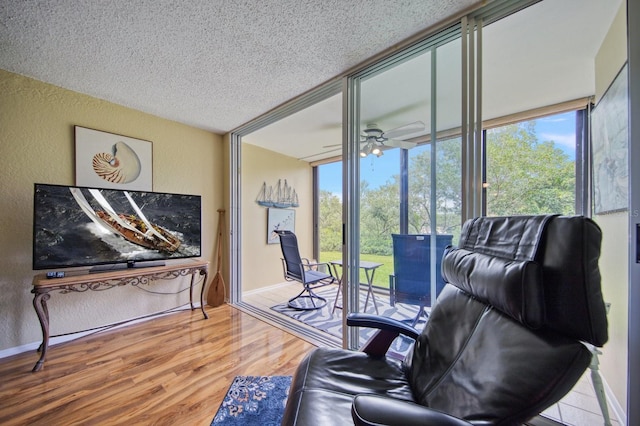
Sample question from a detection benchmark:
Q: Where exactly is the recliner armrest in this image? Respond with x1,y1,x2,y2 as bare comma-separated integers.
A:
347,313,419,357
352,395,474,426
347,313,420,340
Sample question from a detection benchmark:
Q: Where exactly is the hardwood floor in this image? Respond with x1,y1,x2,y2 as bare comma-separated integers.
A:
0,304,317,425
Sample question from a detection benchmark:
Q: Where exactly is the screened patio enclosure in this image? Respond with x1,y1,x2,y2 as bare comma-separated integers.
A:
232,1,631,420
234,0,615,348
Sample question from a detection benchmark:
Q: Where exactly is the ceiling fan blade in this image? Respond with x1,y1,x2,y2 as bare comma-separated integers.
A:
322,121,423,149
385,139,418,149
382,121,426,140
298,147,342,161
323,140,368,148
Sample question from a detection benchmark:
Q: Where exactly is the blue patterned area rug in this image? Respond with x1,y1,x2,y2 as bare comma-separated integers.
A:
211,376,291,425
271,286,426,355
211,375,556,426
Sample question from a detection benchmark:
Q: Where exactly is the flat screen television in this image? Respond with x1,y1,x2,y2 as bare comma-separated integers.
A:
33,183,202,271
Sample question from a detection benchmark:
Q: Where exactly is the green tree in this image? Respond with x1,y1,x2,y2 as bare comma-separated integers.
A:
486,122,575,216
407,138,463,238
359,180,399,255
319,119,575,256
319,190,342,252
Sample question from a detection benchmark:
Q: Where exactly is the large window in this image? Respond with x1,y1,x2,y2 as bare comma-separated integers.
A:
318,161,342,260
408,137,463,240
484,110,578,216
335,29,465,353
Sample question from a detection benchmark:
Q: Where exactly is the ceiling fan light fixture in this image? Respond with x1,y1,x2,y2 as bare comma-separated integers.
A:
371,146,381,155
360,142,375,157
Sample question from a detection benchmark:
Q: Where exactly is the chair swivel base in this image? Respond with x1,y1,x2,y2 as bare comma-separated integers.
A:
404,306,428,327
288,294,327,310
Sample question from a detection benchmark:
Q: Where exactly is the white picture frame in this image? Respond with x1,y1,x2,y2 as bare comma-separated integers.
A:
592,63,629,215
267,208,295,244
75,126,153,191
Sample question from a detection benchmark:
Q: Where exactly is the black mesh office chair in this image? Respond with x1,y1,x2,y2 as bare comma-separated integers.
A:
275,230,336,310
282,215,609,425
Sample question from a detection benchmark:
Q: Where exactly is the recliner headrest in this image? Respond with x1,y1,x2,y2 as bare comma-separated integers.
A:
442,215,608,346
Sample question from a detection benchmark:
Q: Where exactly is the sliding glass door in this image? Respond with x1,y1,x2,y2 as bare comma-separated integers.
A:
229,5,630,405
343,28,463,351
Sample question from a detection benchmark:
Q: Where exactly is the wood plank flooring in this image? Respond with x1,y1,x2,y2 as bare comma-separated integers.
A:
0,304,317,425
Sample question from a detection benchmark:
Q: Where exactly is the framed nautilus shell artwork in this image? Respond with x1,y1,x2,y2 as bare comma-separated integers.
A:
75,126,153,191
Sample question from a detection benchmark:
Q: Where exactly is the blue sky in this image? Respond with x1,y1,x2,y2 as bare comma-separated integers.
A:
319,111,577,196
536,111,576,159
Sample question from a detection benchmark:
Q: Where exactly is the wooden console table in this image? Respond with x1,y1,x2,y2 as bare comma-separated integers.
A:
31,259,209,372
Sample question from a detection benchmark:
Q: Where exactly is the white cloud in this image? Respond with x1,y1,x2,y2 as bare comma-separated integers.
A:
539,116,569,124
540,132,575,150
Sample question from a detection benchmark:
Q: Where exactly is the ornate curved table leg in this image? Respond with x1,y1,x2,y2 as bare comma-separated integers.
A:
198,268,209,319
189,271,196,310
32,291,51,372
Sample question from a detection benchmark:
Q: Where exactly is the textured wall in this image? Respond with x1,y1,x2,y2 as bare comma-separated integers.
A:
593,3,629,414
241,143,313,293
0,70,223,354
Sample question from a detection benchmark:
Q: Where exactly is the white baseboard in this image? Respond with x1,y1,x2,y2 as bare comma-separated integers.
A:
242,281,292,296
0,333,92,359
0,303,197,360
604,376,627,425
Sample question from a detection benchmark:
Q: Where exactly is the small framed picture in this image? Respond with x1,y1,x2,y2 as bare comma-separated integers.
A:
75,126,153,191
592,63,628,215
267,208,295,244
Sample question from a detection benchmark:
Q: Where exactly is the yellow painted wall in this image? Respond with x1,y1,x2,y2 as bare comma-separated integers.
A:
241,142,313,293
0,70,223,353
593,3,628,413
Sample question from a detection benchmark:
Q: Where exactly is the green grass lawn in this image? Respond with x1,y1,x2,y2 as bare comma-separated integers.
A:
319,251,393,289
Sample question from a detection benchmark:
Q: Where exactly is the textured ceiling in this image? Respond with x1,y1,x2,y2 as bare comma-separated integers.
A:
245,0,623,162
0,0,479,134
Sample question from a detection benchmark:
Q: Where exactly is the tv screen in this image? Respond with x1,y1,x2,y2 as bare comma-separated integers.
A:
33,183,202,270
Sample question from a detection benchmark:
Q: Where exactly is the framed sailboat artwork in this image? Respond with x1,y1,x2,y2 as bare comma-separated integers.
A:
256,179,299,208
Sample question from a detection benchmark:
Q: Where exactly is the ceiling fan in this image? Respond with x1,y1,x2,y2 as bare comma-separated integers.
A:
323,121,425,157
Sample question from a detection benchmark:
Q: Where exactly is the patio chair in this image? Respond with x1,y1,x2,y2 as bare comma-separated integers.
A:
274,230,336,310
282,215,609,425
389,233,453,325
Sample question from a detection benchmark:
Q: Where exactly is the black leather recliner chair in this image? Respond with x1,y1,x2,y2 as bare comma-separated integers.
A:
281,215,609,425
